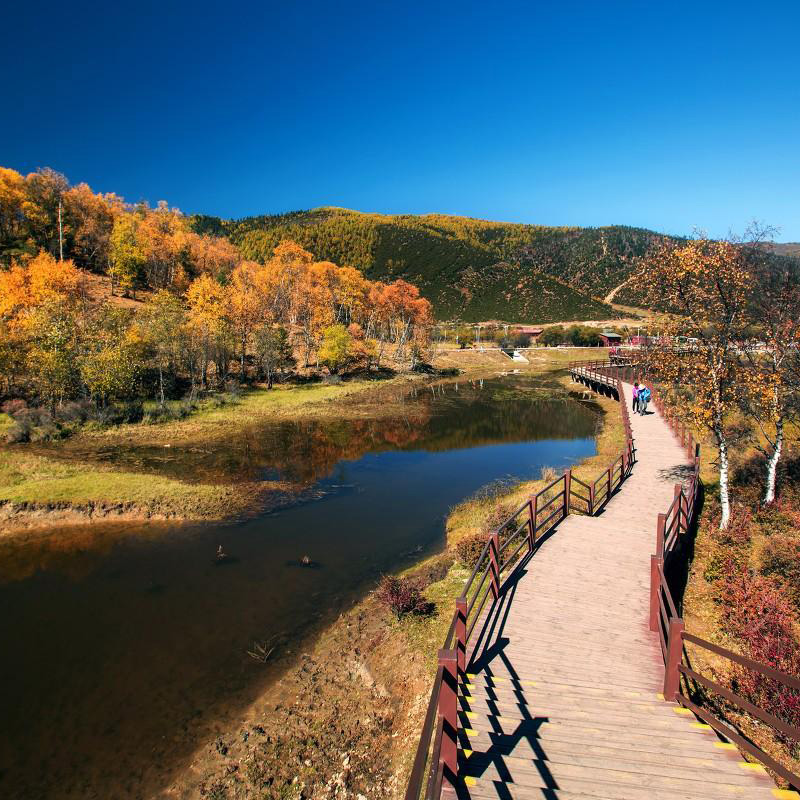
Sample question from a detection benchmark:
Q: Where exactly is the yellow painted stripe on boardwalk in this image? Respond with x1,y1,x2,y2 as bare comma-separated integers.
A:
714,742,737,750
462,728,477,736
772,790,800,799
739,762,767,773
673,707,693,715
464,777,478,787
465,711,477,718
692,723,713,730
461,749,472,758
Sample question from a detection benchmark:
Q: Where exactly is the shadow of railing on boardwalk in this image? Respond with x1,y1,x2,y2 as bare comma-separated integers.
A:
456,557,559,798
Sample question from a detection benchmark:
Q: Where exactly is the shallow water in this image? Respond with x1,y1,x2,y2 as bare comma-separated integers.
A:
0,376,598,799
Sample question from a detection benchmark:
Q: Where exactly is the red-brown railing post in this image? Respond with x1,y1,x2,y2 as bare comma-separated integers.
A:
649,555,661,632
489,530,500,598
589,483,595,515
437,648,459,785
564,470,572,517
607,467,612,500
528,496,537,550
656,512,666,558
663,617,685,701
455,598,467,676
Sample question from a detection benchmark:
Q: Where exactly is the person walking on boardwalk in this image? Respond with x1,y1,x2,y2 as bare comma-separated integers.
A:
632,382,640,413
638,383,650,415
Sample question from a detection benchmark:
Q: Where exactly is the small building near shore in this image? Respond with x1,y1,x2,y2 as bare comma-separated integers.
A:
513,326,544,341
599,331,622,347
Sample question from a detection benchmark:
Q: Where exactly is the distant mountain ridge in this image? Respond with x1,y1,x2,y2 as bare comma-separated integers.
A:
191,208,676,322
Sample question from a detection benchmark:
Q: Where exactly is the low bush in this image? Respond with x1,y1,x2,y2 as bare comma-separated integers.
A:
703,505,754,585
55,399,92,424
89,401,144,426
720,571,800,751
761,535,800,609
754,504,796,537
6,420,31,443
1,398,27,416
375,575,434,618
456,533,489,569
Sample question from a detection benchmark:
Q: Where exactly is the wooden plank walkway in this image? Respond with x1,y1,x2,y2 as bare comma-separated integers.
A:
454,382,781,800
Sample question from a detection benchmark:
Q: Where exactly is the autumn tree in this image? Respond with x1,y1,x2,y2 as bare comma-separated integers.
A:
138,290,187,405
186,274,225,390
23,169,70,259
639,237,751,528
24,300,82,413
739,227,800,504
254,325,294,388
63,184,118,272
318,324,354,374
109,214,146,296
0,167,29,263
226,261,263,379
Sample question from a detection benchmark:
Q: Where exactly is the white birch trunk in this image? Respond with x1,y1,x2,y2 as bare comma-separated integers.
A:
764,416,784,505
716,425,730,529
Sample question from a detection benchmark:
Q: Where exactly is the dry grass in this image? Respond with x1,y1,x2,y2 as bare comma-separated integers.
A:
0,449,262,529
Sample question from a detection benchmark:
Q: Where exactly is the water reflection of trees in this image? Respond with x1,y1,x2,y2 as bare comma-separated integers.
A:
50,380,600,489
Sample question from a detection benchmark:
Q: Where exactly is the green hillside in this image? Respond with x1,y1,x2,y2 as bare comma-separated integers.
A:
191,208,673,321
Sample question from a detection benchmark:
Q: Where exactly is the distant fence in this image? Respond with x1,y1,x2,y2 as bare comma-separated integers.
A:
404,365,636,799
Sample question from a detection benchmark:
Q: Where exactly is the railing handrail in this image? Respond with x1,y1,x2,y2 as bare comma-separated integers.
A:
647,375,800,789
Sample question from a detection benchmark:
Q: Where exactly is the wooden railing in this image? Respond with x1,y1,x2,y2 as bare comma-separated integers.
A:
646,378,800,790
405,363,636,799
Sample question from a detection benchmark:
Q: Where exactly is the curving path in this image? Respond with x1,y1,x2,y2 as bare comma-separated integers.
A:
453,383,783,799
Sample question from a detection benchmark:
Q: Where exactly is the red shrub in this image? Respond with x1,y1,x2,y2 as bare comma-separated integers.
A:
720,572,800,748
375,575,433,618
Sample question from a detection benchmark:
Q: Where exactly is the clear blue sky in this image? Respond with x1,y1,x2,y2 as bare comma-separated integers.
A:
2,1,799,239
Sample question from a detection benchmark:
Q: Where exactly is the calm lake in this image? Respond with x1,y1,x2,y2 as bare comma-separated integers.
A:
0,375,598,799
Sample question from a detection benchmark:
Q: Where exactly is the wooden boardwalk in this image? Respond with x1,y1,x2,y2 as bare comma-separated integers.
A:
455,382,781,799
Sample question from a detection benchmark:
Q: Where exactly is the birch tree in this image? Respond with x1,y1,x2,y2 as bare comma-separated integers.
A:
740,230,800,505
639,237,751,529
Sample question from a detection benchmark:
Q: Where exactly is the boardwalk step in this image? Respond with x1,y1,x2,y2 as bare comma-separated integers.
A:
458,705,699,731
462,686,673,710
458,749,768,784
458,731,737,762
456,758,774,796
464,671,662,694
456,777,780,800
463,679,665,702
